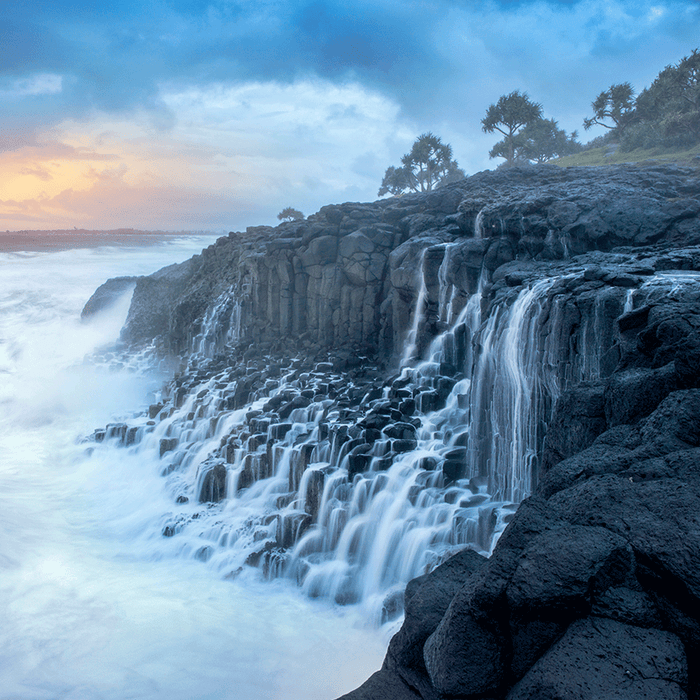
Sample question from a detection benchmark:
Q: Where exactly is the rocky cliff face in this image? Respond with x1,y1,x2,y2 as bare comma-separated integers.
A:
116,164,700,363
342,267,700,699
87,163,700,699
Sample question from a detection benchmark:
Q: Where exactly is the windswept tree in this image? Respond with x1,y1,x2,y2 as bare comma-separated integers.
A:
583,82,636,136
277,207,304,222
482,91,543,165
378,133,465,196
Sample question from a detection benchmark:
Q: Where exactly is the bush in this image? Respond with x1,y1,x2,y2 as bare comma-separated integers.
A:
277,207,304,222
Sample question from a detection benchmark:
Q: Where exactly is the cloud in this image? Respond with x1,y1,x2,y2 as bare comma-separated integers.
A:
3,0,700,231
5,0,698,134
0,79,412,230
0,73,63,97
3,140,120,161
19,166,53,181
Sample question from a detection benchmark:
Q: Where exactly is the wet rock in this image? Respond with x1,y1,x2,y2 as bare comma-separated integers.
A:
269,423,293,441
392,439,418,453
348,453,372,478
159,437,177,457
106,423,127,441
198,462,227,503
81,276,139,318
277,512,313,549
385,548,487,696
541,380,606,470
303,468,326,519
336,669,421,700
383,422,417,440
125,426,140,446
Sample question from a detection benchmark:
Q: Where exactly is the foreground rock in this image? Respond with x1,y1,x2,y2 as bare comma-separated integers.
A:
339,282,700,699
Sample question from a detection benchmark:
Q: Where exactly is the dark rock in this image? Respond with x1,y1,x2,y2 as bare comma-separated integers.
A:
385,548,487,697
347,453,372,478
81,276,139,318
423,582,505,696
392,439,418,453
605,364,681,426
441,459,464,483
335,669,421,700
541,380,606,471
117,165,700,366
507,524,633,677
198,462,227,503
591,585,663,627
159,437,177,457
269,423,293,440
507,617,688,700
383,422,417,440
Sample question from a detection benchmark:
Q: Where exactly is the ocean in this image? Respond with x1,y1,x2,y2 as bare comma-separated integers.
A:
0,235,385,700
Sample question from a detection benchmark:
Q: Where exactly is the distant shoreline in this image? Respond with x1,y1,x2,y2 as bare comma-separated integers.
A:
0,229,221,253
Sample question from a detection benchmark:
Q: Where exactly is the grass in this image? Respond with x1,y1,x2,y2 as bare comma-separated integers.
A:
552,142,700,169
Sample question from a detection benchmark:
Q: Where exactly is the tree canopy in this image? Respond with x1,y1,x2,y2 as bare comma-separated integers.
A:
378,133,465,196
482,91,543,165
489,118,581,164
277,207,304,222
631,49,700,148
583,82,636,135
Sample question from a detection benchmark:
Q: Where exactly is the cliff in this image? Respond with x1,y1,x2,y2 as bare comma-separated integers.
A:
86,163,700,699
115,164,700,362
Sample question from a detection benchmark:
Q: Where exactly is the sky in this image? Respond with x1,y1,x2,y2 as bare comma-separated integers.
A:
1,0,698,232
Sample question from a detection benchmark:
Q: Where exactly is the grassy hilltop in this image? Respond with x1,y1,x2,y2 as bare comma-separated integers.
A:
554,143,700,169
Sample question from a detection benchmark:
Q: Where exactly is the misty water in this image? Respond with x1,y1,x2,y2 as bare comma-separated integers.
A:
0,238,386,700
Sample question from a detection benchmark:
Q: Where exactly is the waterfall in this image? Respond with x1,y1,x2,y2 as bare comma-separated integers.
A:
191,288,241,358
400,250,428,367
473,208,485,239
89,263,632,623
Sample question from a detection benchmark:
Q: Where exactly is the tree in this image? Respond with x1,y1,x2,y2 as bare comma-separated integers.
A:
515,118,581,163
583,82,636,136
277,207,304,222
488,118,581,164
633,49,700,147
482,91,543,165
378,133,465,196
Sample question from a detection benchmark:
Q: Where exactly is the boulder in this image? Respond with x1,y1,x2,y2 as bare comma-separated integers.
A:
507,617,688,700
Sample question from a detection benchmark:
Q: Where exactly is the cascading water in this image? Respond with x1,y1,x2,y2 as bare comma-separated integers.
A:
473,208,487,239
0,238,385,700
400,249,428,367
191,288,242,359
90,251,634,625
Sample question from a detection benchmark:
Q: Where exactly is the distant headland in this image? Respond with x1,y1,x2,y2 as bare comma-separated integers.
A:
0,229,219,253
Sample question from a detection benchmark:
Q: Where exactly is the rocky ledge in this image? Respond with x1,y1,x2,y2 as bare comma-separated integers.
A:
86,163,700,364
340,272,700,699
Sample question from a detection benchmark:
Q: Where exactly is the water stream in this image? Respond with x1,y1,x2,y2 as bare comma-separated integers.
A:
109,248,634,626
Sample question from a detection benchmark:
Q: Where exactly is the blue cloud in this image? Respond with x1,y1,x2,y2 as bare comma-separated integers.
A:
3,0,699,140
